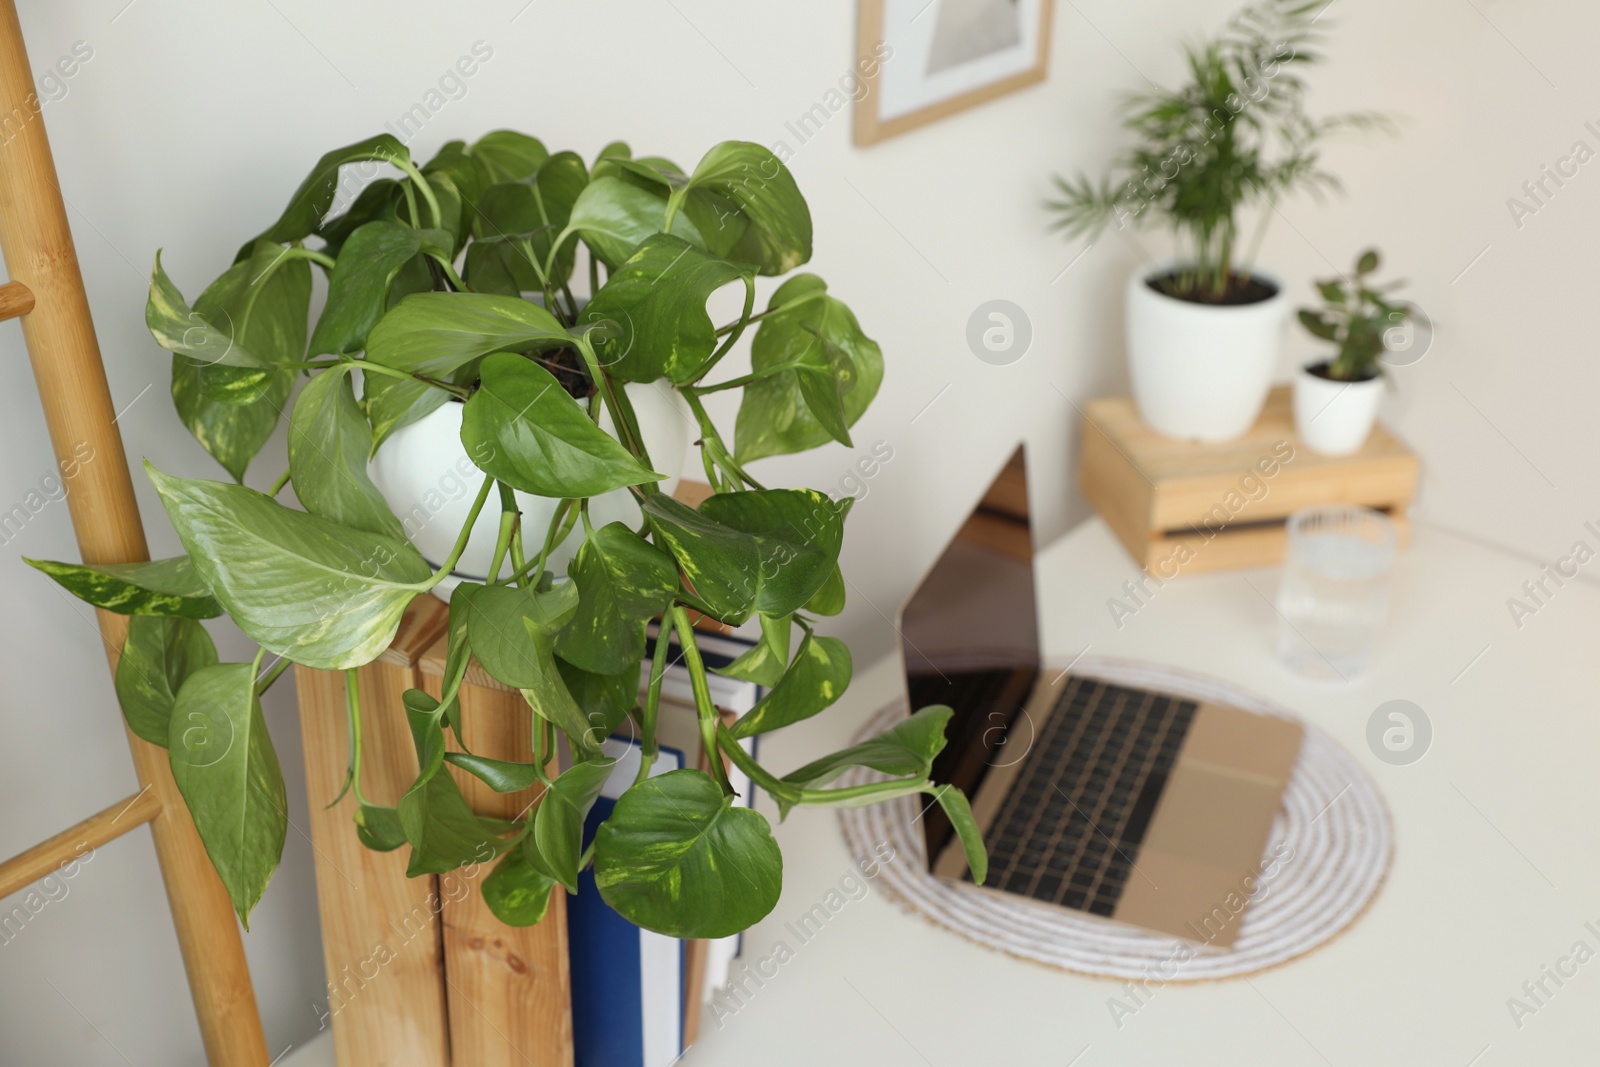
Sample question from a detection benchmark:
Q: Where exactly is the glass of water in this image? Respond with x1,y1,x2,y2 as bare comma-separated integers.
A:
1275,505,1397,680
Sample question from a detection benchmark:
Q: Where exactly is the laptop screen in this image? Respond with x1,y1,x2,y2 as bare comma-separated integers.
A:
899,445,1040,860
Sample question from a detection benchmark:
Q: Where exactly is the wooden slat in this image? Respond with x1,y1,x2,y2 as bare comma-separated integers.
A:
0,2,268,1062
0,789,160,900
432,661,574,1067
0,277,33,320
296,661,451,1067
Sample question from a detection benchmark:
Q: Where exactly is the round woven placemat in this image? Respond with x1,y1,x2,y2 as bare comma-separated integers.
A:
837,658,1392,982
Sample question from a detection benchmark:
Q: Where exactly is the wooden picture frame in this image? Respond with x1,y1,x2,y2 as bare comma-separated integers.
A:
854,0,1054,146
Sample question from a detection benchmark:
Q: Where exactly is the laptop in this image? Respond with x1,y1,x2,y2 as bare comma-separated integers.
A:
900,446,1303,948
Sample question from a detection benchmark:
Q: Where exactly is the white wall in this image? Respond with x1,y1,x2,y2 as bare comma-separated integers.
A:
2,0,1594,1061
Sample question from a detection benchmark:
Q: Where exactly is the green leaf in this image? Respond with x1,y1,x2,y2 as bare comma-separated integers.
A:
172,358,292,483
679,141,813,275
317,179,404,258
469,130,549,185
146,465,429,670
161,240,311,479
593,769,782,938
398,691,510,875
114,615,219,746
554,522,678,675
555,656,640,742
438,582,476,739
471,152,589,287
24,555,221,618
697,489,846,615
1355,248,1380,275
459,582,577,690
734,276,883,463
933,785,987,885
531,759,613,891
308,222,452,356
168,662,287,926
460,352,660,497
782,705,954,790
1316,280,1346,304
641,489,844,624
728,632,851,739
482,845,558,926
422,141,481,250
443,753,543,794
563,176,705,269
355,804,408,851
1297,308,1339,341
805,564,846,616
288,366,403,538
146,252,268,369
714,612,791,688
362,292,574,447
579,234,749,383
246,133,410,252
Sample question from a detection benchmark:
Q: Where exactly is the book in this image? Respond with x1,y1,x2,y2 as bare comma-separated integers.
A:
567,626,763,1067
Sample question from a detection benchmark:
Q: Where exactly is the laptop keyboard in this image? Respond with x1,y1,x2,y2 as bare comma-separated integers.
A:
972,677,1197,917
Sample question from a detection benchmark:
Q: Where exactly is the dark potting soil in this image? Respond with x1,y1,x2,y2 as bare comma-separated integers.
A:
1304,360,1379,384
1146,271,1278,306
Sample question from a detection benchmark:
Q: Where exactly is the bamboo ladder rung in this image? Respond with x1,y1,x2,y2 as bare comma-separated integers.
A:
0,788,162,900
0,278,32,321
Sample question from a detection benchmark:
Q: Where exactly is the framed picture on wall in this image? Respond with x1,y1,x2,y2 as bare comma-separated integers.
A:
853,0,1053,146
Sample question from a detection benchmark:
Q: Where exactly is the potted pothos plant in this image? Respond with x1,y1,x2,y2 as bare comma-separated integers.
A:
1293,248,1411,456
24,130,987,937
1048,0,1385,442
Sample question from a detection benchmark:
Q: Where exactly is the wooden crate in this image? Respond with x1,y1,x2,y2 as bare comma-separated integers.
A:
296,594,573,1067
1078,386,1419,575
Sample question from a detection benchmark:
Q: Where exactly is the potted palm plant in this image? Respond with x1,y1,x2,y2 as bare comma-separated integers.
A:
1048,0,1385,441
1293,248,1411,455
24,130,988,937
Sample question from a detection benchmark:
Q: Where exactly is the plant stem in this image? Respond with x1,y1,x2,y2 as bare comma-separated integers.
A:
689,358,806,395
428,253,468,293
291,248,338,271
346,358,471,400
339,668,368,807
487,483,518,584
632,628,673,788
712,289,823,337
574,336,656,488
715,725,800,806
268,468,291,497
421,476,495,590
392,156,443,230
795,778,934,807
686,276,755,383
669,605,733,795
255,654,292,695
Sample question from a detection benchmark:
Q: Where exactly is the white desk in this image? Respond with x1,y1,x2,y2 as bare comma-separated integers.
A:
686,518,1600,1066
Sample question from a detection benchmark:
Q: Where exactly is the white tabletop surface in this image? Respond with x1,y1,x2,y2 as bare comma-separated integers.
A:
681,517,1600,1066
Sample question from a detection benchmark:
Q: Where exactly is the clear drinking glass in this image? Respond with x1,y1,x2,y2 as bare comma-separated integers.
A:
1275,505,1397,680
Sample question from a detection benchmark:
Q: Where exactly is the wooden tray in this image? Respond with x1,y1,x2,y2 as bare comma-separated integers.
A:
1078,387,1419,574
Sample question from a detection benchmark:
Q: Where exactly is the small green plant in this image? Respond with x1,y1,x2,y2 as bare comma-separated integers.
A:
1048,0,1385,303
24,130,987,936
1297,248,1412,381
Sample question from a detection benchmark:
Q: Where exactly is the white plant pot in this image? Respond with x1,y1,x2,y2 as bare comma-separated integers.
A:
1125,263,1289,441
369,381,691,597
1292,363,1383,456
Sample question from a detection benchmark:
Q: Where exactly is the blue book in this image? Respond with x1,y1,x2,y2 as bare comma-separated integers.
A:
568,628,764,1067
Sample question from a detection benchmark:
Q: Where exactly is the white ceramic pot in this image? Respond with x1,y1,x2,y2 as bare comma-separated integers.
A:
1292,363,1383,456
369,381,691,594
1125,263,1289,441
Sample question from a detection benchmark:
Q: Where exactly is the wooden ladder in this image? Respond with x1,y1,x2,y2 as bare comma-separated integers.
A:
0,1,268,1062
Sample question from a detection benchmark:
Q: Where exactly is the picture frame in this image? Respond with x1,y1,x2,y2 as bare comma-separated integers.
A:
853,0,1054,146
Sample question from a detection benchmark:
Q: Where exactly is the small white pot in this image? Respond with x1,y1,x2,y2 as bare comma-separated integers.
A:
369,381,691,596
1292,363,1383,456
1125,263,1289,441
